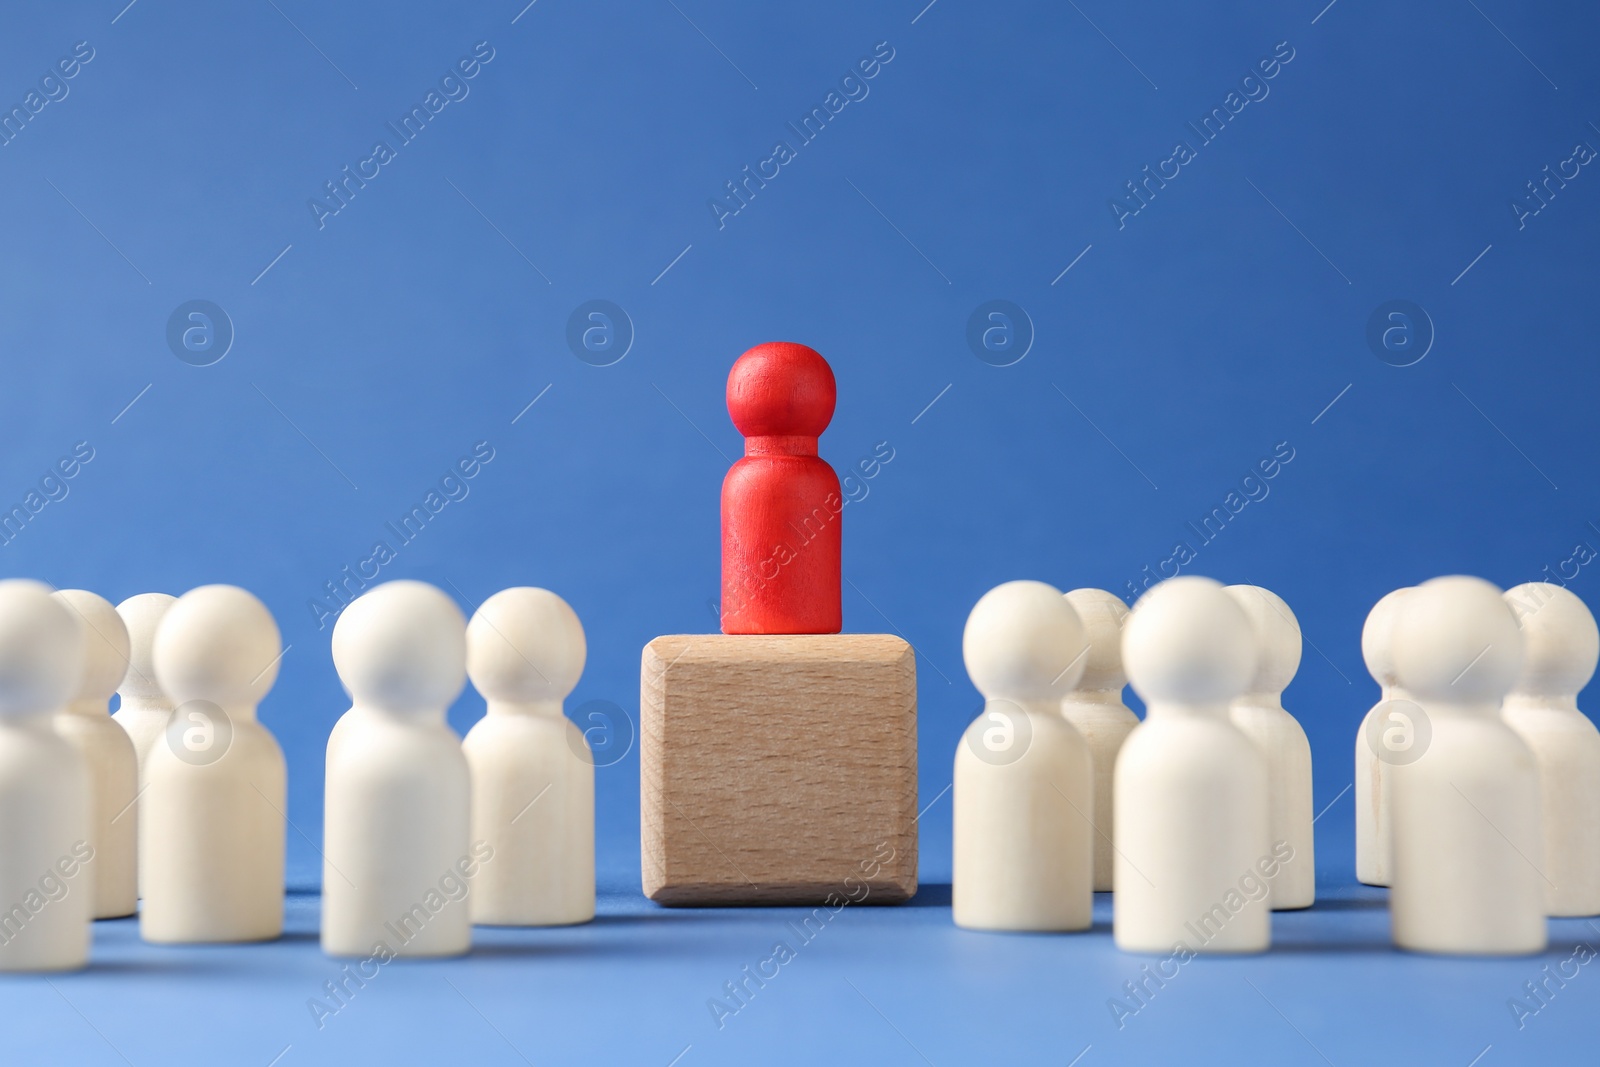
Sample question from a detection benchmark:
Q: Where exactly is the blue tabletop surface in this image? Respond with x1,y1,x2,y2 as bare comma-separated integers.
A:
8,819,1596,1066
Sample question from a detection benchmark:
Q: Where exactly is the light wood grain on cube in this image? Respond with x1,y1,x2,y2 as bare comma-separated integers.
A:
641,634,918,905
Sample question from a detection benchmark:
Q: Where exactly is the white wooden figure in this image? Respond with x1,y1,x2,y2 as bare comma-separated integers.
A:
323,580,472,958
1355,587,1411,887
0,580,93,971
1060,588,1137,892
143,585,286,943
1502,582,1600,917
52,590,137,919
1226,584,1314,910
1115,576,1270,954
1389,575,1545,955
953,580,1093,932
112,593,178,788
463,587,594,926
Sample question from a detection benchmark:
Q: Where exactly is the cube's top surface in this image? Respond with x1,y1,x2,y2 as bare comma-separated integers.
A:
643,633,912,671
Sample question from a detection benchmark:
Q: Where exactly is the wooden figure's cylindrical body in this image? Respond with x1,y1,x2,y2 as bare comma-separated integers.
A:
1356,685,1420,888
0,715,93,971
1113,704,1272,953
55,708,137,918
1354,695,1392,887
1231,699,1314,909
1390,708,1546,953
1059,690,1136,893
721,453,841,634
1502,695,1600,916
465,704,595,926
953,700,1094,931
720,342,842,635
139,712,287,942
323,707,472,957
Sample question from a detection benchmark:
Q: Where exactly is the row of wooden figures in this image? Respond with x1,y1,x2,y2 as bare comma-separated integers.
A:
0,580,595,973
953,575,1599,955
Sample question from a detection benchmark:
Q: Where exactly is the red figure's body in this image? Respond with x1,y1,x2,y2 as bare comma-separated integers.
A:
721,343,843,635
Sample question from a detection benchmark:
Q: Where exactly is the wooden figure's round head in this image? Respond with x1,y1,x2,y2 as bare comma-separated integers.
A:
1505,583,1599,700
116,598,176,703
467,587,587,705
117,592,177,703
0,579,84,717
53,589,130,708
1361,587,1411,689
1063,587,1129,691
154,585,282,709
726,342,837,440
1391,575,1522,704
963,580,1086,702
1123,576,1256,705
1225,584,1302,698
332,580,466,713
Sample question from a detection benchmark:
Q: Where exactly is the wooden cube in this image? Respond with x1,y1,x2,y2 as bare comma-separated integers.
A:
640,634,918,905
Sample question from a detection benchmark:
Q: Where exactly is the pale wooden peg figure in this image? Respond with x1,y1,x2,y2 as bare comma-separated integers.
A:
1502,582,1600,917
1355,587,1411,887
464,587,595,926
0,580,93,972
1115,576,1271,954
52,590,138,919
1389,575,1545,955
1226,584,1314,910
1060,588,1137,893
143,585,286,943
953,580,1093,932
324,580,472,958
112,593,178,786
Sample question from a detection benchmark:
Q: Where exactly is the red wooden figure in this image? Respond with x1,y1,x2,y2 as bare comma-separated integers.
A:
721,342,843,635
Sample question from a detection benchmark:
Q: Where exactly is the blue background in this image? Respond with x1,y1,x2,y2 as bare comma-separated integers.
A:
3,0,1599,1063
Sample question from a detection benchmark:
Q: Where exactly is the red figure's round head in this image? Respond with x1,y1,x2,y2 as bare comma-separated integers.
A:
726,342,836,439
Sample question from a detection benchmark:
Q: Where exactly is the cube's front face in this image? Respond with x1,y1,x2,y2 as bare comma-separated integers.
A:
641,634,918,905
